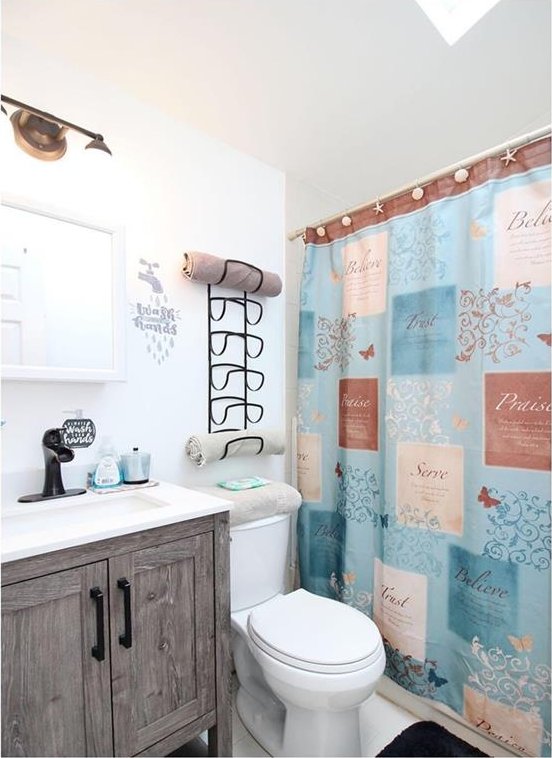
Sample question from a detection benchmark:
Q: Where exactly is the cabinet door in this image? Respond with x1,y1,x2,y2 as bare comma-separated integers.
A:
1,562,113,757
110,533,215,756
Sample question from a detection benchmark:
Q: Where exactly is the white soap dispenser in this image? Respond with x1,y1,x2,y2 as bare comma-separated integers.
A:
93,436,122,488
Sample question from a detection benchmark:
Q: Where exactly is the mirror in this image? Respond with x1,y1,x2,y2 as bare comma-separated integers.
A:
1,198,125,381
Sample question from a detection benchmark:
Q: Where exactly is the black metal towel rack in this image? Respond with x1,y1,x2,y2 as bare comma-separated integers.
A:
207,259,267,457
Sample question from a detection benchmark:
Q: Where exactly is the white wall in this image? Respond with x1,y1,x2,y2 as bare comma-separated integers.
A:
1,36,286,500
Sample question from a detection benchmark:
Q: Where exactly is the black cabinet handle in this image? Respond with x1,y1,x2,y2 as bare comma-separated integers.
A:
90,587,105,661
117,578,132,648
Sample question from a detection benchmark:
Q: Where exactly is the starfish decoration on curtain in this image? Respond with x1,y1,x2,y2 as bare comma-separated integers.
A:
373,199,384,214
500,147,517,166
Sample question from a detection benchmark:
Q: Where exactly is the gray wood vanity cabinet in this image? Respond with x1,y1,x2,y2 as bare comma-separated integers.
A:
1,512,232,758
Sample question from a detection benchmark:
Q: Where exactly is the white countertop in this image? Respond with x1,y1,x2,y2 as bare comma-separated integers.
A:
1,481,232,563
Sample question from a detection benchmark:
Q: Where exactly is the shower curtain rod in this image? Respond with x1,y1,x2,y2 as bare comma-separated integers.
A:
287,124,551,241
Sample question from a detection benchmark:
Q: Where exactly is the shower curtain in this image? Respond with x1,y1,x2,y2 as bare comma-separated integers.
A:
296,136,551,757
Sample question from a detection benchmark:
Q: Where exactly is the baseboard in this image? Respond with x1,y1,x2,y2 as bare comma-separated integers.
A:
377,675,523,758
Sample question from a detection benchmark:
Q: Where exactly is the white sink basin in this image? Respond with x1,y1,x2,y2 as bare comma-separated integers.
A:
2,482,232,563
3,493,167,538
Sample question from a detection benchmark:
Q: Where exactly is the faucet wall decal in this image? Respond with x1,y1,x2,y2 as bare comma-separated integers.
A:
18,428,87,503
138,258,163,293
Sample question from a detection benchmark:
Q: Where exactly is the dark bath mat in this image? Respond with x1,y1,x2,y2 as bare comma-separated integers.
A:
376,720,489,757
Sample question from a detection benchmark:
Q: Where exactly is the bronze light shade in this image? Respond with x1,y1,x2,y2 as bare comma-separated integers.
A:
2,95,112,161
10,109,68,161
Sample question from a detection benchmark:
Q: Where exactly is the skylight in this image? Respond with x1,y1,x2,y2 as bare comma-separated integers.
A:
415,0,503,45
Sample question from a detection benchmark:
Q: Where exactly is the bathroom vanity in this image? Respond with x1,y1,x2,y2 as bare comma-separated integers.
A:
1,483,232,757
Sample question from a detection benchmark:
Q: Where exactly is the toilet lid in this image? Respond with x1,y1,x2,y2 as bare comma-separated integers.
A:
248,589,382,674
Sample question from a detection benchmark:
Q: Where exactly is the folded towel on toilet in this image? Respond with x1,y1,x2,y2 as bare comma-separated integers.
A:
185,428,285,467
182,251,282,297
195,481,302,526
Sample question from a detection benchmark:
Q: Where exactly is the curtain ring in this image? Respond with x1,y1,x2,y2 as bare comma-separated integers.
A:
454,167,469,183
412,183,424,200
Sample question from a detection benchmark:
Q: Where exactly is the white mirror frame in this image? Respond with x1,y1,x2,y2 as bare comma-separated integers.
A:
1,196,126,382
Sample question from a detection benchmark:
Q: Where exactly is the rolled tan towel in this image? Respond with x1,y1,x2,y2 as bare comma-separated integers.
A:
182,251,282,297
195,481,302,526
185,428,285,467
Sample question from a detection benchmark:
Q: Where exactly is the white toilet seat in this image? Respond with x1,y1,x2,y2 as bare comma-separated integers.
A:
247,588,382,674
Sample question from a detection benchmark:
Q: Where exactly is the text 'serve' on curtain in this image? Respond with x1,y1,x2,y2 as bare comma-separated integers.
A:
296,136,551,757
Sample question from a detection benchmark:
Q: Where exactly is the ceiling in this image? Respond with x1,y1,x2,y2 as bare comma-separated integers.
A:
2,0,551,210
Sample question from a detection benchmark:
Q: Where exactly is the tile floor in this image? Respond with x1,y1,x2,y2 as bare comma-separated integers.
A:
232,688,420,757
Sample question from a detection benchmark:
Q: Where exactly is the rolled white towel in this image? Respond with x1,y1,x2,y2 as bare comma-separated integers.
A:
185,428,285,467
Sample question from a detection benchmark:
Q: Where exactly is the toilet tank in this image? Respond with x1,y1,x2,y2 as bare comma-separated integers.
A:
230,513,291,612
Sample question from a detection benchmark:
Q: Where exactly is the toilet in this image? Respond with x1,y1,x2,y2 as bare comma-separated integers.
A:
230,512,386,757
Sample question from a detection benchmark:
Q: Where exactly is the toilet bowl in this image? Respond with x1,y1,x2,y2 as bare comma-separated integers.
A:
230,514,386,757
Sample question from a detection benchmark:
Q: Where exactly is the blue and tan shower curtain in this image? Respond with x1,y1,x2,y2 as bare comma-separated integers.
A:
297,136,551,757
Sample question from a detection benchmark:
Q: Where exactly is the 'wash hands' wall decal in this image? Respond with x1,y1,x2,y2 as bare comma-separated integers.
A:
130,259,181,366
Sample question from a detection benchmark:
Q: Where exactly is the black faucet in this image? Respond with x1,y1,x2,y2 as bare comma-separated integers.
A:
18,428,87,503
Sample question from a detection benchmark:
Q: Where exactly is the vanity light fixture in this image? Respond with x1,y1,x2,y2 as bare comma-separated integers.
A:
1,94,112,161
